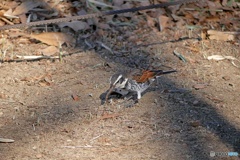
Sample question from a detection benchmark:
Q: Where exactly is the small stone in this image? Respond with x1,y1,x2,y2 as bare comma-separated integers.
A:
193,84,207,90
179,101,185,104
190,121,201,127
222,76,230,81
88,93,93,97
36,154,42,159
193,100,199,105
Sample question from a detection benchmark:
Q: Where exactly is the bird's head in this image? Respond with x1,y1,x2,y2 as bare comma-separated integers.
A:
104,73,128,103
109,73,128,89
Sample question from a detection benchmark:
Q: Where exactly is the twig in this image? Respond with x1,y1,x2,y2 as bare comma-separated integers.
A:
0,17,14,25
16,55,59,60
61,145,95,148
0,138,14,143
90,134,104,142
98,113,122,120
96,41,114,54
173,50,187,63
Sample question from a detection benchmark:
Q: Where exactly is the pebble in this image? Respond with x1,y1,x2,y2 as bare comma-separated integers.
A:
36,154,42,159
193,100,199,105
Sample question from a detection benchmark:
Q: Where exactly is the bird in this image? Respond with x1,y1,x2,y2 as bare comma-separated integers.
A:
105,69,177,102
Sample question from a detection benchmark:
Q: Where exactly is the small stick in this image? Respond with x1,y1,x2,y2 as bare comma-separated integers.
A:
61,145,95,148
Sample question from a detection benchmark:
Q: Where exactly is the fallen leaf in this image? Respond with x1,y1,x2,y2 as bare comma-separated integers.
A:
99,113,121,120
12,0,44,16
189,121,201,127
222,76,230,81
39,81,51,87
206,1,222,16
158,15,169,31
0,93,7,99
146,15,155,28
207,96,223,103
113,0,124,6
72,94,80,101
98,23,110,30
88,0,116,9
207,30,235,41
193,84,208,90
58,21,89,32
30,32,76,47
40,46,58,56
3,1,19,10
18,14,27,24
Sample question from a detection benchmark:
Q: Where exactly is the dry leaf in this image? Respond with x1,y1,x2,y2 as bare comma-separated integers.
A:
39,81,51,86
98,23,110,30
113,0,124,6
58,21,89,32
0,20,5,27
158,15,169,31
30,32,76,47
12,0,44,16
40,46,58,56
99,113,121,120
193,84,208,90
189,121,201,127
18,14,27,24
140,1,150,6
206,1,222,16
146,16,155,28
72,94,80,101
207,30,235,41
0,93,7,99
3,1,19,10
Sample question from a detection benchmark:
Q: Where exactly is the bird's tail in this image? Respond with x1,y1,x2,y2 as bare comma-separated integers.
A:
135,70,176,83
160,70,177,75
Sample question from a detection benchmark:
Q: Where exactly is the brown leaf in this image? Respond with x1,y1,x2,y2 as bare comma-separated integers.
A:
206,1,222,16
30,32,76,47
113,0,124,7
207,30,235,41
72,94,80,101
99,113,121,120
39,81,51,87
146,16,155,28
0,93,7,99
18,14,27,24
98,23,110,30
3,1,19,10
193,84,208,90
40,46,58,56
158,15,169,31
58,21,89,32
12,0,44,16
189,121,201,127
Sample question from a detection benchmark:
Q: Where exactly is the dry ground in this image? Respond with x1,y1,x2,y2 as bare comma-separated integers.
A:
0,28,240,160
0,1,240,160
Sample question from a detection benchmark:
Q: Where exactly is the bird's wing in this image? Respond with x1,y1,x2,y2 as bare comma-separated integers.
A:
133,70,176,83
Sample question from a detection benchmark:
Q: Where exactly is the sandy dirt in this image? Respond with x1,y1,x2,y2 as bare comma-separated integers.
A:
0,1,240,160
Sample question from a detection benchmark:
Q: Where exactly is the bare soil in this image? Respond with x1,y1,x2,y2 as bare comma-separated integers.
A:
0,1,240,160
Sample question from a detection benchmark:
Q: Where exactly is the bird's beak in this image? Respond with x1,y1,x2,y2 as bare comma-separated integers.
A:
105,84,115,103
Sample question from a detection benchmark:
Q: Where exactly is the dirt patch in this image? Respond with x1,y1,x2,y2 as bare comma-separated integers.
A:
0,0,240,160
